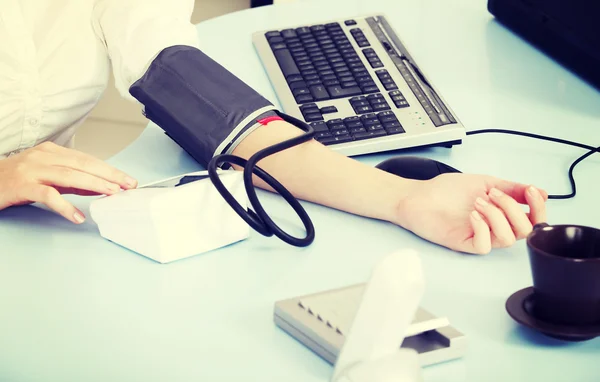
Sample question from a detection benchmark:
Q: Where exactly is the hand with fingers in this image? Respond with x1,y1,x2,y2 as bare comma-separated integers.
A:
0,142,138,223
394,173,548,255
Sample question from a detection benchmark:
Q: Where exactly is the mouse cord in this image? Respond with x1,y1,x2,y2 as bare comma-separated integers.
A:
466,129,600,200
207,111,316,247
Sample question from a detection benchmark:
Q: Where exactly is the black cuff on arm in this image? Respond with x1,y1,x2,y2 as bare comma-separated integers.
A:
129,45,277,167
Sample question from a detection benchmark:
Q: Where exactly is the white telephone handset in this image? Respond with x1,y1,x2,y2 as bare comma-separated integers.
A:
332,249,425,382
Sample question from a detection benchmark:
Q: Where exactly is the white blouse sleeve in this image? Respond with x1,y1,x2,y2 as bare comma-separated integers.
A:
92,0,200,100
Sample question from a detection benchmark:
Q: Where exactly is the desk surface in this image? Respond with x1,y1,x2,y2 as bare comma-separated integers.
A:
1,0,599,381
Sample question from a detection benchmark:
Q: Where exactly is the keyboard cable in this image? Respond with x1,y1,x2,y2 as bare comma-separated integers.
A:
466,129,600,200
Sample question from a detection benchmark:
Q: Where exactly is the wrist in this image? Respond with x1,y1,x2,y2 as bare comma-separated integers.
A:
377,174,419,226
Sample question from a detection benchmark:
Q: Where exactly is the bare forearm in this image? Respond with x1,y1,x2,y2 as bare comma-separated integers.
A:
232,121,416,223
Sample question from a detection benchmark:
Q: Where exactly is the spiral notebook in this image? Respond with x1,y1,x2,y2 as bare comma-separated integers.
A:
274,283,467,366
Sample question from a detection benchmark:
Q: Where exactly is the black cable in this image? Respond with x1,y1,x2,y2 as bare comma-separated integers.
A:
207,111,316,247
466,129,600,199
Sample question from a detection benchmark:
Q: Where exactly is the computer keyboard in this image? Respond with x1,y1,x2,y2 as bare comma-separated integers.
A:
252,15,466,156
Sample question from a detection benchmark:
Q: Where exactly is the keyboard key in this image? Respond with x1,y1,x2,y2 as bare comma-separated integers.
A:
301,69,317,76
310,85,330,101
306,80,323,86
286,37,301,44
362,86,379,94
304,74,320,81
362,118,380,127
353,130,386,140
351,100,369,107
316,131,332,139
360,113,378,121
327,85,362,99
318,135,353,145
383,121,402,129
266,31,281,38
294,55,310,63
304,112,324,122
326,22,340,29
354,105,373,114
361,80,377,88
356,39,370,47
286,74,303,83
384,83,398,90
290,81,307,90
349,127,366,134
373,103,391,111
310,121,328,132
321,74,337,81
377,111,396,121
386,126,406,135
323,79,340,86
290,46,306,53
345,20,357,26
300,103,319,112
271,43,287,50
366,93,384,100
296,94,313,103
293,88,311,97
269,36,285,44
370,60,384,68
311,25,326,32
343,116,361,124
273,49,301,79
319,69,335,76
348,62,365,69
332,129,349,136
321,106,338,114
395,100,410,108
369,98,386,105
345,120,363,129
367,123,384,131
342,80,359,88
295,27,311,35
333,67,350,75
300,66,316,74
327,119,345,130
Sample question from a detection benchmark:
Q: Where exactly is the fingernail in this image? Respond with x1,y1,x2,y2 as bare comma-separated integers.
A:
490,188,502,197
125,177,137,188
528,186,540,198
74,212,85,224
476,197,488,206
471,210,482,221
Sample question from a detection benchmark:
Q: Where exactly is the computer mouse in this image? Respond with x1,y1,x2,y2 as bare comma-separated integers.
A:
375,156,461,180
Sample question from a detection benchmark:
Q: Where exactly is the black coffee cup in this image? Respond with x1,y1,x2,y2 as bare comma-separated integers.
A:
527,223,600,326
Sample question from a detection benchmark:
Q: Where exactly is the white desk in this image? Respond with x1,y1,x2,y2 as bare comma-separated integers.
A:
1,0,599,381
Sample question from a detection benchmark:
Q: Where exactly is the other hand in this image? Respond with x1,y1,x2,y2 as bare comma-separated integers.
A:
395,173,548,255
0,142,137,223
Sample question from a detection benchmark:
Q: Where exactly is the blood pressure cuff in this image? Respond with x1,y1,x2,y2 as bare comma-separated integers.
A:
129,45,278,168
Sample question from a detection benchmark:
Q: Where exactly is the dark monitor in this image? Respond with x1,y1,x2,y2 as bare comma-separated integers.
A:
488,0,600,90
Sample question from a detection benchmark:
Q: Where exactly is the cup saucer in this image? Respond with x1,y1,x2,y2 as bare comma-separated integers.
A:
505,287,600,342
